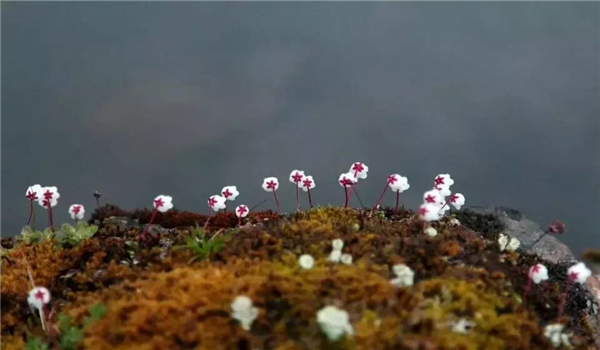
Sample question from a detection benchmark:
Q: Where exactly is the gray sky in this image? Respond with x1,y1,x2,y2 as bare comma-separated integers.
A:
2,2,599,256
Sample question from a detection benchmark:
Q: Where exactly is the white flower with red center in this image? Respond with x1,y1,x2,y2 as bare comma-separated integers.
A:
433,174,454,189
236,204,249,218
449,193,465,210
68,204,85,220
529,264,549,284
153,195,173,213
301,176,315,191
208,195,227,212
423,190,443,204
26,185,42,201
221,186,239,201
289,170,305,185
350,162,368,179
37,186,60,208
262,177,279,192
389,175,409,193
418,203,441,222
567,262,592,284
338,172,357,188
27,287,51,310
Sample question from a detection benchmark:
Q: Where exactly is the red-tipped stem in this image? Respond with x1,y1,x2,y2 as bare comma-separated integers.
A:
373,182,389,210
26,200,34,226
523,276,533,303
46,205,54,230
395,191,400,213
295,186,300,211
307,188,313,208
344,187,349,208
140,208,158,236
558,277,573,317
204,208,213,229
272,190,282,213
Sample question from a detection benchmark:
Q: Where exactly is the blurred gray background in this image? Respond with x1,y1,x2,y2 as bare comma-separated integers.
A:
2,2,598,256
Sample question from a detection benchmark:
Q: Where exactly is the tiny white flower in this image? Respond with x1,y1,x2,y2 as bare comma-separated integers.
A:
221,186,240,201
544,323,572,347
208,195,227,212
68,204,85,220
418,203,441,222
451,318,474,334
332,239,344,251
507,237,520,251
301,175,316,191
299,254,315,269
529,264,549,284
328,250,342,263
388,174,410,193
27,287,51,310
231,295,259,331
391,264,414,287
25,184,42,201
338,172,357,188
37,186,60,208
262,177,279,192
423,190,443,205
235,205,249,218
317,305,354,341
153,195,174,213
340,254,353,265
289,170,305,184
498,233,519,252
424,227,438,237
350,162,369,180
449,218,461,226
567,262,592,284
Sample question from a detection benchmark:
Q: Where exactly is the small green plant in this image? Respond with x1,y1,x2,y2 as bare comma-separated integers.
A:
19,226,54,245
173,225,228,263
54,222,98,247
26,303,106,350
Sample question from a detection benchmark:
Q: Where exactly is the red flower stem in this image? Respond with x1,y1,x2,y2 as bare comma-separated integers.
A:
295,186,299,211
238,216,242,227
272,190,282,213
439,200,448,212
373,182,389,210
523,277,533,303
395,191,400,213
250,199,267,212
307,188,313,208
344,187,349,208
26,200,34,226
140,208,158,236
527,232,548,250
558,277,573,317
204,208,213,229
47,204,54,230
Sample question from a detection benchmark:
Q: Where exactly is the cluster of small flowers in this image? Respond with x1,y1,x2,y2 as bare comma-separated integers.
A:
498,233,520,252
327,239,353,265
261,170,316,213
418,174,465,223
26,184,87,228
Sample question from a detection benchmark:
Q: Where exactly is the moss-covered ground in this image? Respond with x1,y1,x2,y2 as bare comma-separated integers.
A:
1,206,597,349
